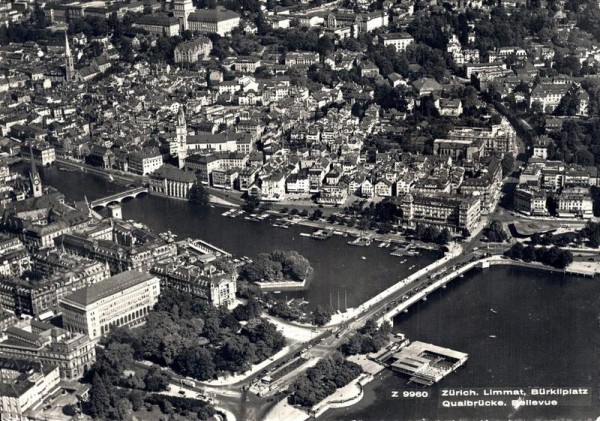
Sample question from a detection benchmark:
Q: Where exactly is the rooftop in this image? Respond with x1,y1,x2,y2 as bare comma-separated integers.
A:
62,270,157,307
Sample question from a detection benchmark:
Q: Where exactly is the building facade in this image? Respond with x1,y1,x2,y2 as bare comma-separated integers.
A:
152,262,236,308
0,358,60,421
379,32,414,52
174,37,213,63
187,10,240,36
149,164,197,199
128,149,163,175
0,319,95,380
401,193,481,234
60,270,161,341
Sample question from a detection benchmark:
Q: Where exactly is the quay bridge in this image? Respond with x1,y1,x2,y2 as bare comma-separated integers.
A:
90,187,148,209
376,258,487,325
376,255,597,325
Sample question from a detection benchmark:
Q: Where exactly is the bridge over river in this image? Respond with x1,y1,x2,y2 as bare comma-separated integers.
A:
90,187,148,208
376,255,596,325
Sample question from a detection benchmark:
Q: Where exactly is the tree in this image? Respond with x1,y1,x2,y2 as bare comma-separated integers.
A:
242,251,312,282
485,221,507,242
144,367,170,392
581,221,600,247
310,209,323,220
63,404,78,417
310,307,333,326
522,245,537,261
174,347,216,380
114,398,133,421
190,183,210,204
128,390,144,412
505,242,524,259
243,196,261,213
341,335,363,355
213,258,238,276
89,373,111,419
233,296,262,321
317,35,334,56
437,228,452,245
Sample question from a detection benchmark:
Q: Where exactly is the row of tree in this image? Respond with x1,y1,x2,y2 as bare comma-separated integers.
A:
341,319,391,356
415,225,453,245
504,243,574,269
288,354,362,407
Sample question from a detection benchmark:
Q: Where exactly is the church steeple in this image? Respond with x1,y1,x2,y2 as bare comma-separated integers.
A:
176,106,187,169
64,31,75,82
29,147,42,198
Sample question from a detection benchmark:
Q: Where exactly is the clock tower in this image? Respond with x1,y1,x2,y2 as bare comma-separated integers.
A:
29,149,42,198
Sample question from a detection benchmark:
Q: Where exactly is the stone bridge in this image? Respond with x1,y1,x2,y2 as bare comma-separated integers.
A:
90,187,148,209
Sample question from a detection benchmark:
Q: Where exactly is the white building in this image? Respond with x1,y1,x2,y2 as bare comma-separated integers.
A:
187,9,240,36
379,32,414,52
0,359,60,421
128,149,163,175
60,270,161,341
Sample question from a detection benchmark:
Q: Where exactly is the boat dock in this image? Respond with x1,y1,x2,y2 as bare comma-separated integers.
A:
183,238,231,257
388,341,468,386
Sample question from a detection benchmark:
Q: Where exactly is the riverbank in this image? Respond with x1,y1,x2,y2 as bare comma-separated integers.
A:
48,159,453,253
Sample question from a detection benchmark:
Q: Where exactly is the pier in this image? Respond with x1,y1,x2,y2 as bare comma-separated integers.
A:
182,238,231,257
90,187,148,208
388,341,468,386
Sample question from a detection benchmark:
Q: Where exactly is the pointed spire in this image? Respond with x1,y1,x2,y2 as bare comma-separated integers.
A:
29,146,36,176
83,195,91,217
64,31,72,58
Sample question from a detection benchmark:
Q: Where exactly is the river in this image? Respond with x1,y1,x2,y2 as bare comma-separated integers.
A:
27,164,437,311
25,164,600,419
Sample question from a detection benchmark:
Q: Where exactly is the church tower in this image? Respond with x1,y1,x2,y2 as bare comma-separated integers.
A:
176,106,188,169
173,0,194,30
64,32,75,82
29,149,42,198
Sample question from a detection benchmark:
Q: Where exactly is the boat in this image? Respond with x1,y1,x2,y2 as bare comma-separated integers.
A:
361,256,367,260
311,229,333,240
400,259,407,264
348,237,372,247
390,248,404,257
490,308,497,314
489,335,497,338
459,274,465,278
